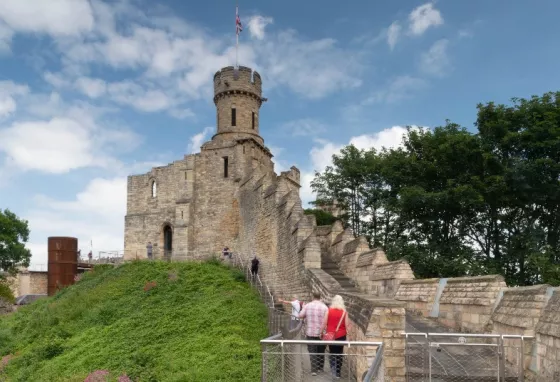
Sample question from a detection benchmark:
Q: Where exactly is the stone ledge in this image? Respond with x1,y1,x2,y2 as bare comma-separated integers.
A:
399,278,439,285
307,268,342,293
502,284,550,295
343,236,368,255
446,274,505,283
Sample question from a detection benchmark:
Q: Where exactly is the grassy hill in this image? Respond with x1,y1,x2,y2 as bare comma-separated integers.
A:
0,260,268,381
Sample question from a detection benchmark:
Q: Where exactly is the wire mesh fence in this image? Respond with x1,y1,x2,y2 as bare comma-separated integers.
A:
261,338,384,382
405,333,534,382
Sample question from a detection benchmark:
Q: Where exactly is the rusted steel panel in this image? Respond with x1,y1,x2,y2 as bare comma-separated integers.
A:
47,237,78,296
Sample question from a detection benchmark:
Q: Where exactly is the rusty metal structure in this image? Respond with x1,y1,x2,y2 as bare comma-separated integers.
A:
47,237,78,296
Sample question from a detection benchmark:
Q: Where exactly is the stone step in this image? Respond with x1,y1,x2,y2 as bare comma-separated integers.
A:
320,251,360,293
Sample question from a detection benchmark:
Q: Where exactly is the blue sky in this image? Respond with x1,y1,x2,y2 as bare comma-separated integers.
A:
0,0,558,265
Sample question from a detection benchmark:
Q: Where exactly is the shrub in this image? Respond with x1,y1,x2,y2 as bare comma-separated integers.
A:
0,279,15,304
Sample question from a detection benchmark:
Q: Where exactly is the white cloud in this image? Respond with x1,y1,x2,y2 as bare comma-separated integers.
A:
0,117,111,173
0,22,12,54
0,94,140,175
458,29,473,39
187,126,213,154
75,77,107,99
169,108,195,119
387,22,401,50
0,0,94,37
420,39,450,77
248,15,273,40
349,126,412,151
0,80,29,117
267,145,291,173
26,177,127,265
363,75,427,105
106,81,172,112
281,118,327,137
44,71,71,88
309,139,343,172
299,171,316,208
408,3,443,36
257,30,363,99
7,0,365,110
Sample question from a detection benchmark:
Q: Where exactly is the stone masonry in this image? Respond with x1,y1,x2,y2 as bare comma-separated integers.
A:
124,66,274,260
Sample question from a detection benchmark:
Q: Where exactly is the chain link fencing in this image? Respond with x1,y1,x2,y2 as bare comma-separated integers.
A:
405,333,534,382
261,338,384,382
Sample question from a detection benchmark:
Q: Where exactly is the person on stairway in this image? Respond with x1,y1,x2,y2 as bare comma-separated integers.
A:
320,295,349,379
298,292,328,376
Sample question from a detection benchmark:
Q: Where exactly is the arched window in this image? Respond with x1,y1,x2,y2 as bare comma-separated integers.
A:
151,180,157,198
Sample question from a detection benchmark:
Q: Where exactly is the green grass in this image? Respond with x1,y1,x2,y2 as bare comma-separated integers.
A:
0,260,268,381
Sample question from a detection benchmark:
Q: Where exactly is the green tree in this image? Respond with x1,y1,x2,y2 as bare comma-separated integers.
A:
311,145,368,236
303,209,338,226
475,92,560,285
312,92,560,286
0,209,32,275
382,124,486,277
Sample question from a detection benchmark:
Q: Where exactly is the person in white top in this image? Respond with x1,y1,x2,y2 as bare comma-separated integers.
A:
278,296,303,329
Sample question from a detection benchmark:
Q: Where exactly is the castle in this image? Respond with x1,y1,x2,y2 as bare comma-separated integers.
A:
124,66,300,260
123,66,560,380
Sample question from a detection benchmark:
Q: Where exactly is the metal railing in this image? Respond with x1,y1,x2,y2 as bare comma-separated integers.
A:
232,253,274,308
405,332,534,382
232,253,385,381
261,337,384,381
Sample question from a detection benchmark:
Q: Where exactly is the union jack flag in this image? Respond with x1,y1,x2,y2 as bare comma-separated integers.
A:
236,6,243,35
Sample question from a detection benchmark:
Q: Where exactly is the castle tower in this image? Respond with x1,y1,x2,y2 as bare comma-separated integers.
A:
212,66,265,145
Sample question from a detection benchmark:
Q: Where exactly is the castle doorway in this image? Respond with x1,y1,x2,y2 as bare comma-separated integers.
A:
163,225,172,260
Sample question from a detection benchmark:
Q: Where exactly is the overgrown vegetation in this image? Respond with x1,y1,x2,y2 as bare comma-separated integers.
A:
304,208,337,226
312,92,560,286
0,261,268,381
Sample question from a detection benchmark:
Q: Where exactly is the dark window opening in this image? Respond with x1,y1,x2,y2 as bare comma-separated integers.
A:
223,156,229,178
163,225,173,258
231,108,236,127
181,211,184,219
252,112,255,129
243,145,245,154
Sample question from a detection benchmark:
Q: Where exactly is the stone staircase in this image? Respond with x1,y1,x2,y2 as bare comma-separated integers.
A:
320,252,360,294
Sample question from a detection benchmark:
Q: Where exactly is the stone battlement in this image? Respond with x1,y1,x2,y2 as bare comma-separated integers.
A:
213,66,262,99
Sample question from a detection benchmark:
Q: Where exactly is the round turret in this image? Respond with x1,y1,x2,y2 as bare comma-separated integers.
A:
212,66,264,144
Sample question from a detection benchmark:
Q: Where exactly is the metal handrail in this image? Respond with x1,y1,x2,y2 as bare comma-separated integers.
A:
233,253,274,308
363,342,384,382
261,339,384,347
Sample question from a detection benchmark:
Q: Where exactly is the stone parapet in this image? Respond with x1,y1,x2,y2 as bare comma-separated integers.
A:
394,278,439,316
534,289,560,379
370,260,415,298
437,275,506,332
491,284,550,335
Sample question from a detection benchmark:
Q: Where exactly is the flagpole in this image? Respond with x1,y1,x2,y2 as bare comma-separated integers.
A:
235,2,239,68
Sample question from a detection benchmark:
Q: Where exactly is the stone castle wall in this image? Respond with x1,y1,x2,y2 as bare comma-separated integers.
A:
235,166,407,381
9,271,48,297
316,225,415,298
124,66,274,261
534,289,560,381
393,273,560,379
